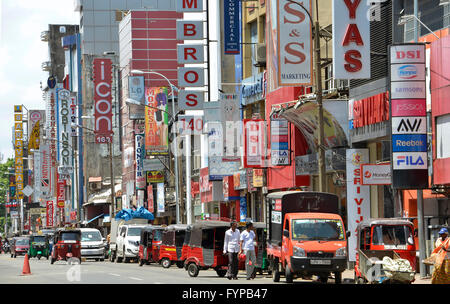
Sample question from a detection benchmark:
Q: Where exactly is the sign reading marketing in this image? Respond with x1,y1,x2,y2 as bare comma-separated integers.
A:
277,0,313,86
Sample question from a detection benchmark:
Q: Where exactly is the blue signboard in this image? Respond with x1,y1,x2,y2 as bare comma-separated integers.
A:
239,196,247,221
392,134,427,152
223,0,240,54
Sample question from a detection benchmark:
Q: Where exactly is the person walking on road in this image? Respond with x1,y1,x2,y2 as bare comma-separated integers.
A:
240,222,257,280
224,221,240,280
431,227,450,284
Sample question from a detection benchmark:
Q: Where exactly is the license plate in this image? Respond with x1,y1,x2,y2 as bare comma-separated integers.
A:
310,259,331,265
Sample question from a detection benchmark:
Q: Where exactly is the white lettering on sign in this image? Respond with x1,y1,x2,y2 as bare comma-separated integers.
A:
333,0,371,79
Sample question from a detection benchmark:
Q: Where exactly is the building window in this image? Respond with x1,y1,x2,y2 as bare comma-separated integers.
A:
436,114,450,159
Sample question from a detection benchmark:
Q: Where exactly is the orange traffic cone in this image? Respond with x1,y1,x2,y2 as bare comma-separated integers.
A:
22,254,31,275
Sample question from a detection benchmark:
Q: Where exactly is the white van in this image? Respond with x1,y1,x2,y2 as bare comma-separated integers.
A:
116,224,147,263
80,228,106,261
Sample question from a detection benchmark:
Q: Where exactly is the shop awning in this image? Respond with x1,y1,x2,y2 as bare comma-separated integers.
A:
275,99,348,153
85,184,122,206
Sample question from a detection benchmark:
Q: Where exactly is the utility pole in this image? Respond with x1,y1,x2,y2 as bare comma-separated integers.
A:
109,140,115,219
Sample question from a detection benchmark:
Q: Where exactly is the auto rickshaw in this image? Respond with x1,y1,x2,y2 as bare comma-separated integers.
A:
137,225,165,266
50,228,82,264
354,218,416,284
159,224,189,268
28,233,50,260
184,220,229,278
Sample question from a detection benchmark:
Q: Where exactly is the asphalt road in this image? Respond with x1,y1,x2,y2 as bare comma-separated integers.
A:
0,253,351,284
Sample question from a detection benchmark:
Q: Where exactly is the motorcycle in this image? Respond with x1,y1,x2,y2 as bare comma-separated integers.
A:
2,242,11,254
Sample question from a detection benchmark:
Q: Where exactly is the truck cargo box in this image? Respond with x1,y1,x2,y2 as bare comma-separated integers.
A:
266,191,339,245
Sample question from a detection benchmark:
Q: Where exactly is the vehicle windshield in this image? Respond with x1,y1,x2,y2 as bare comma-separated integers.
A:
128,227,142,237
153,230,162,241
60,232,80,241
292,219,345,241
33,236,46,243
16,239,29,246
81,231,102,242
372,225,413,246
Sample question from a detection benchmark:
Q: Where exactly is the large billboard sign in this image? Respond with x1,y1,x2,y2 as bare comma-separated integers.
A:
389,44,428,189
333,0,371,79
277,0,313,86
144,87,169,155
93,58,113,144
14,105,24,200
57,89,73,175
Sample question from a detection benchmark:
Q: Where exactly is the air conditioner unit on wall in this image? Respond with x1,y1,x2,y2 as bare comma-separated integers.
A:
255,43,266,67
90,182,101,191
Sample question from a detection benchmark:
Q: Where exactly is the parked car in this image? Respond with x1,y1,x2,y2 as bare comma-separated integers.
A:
115,224,148,263
11,237,30,258
80,228,106,261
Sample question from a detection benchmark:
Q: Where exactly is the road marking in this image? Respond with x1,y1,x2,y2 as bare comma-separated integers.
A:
129,277,143,281
109,273,120,277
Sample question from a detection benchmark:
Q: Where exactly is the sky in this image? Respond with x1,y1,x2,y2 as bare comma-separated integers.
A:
0,0,79,163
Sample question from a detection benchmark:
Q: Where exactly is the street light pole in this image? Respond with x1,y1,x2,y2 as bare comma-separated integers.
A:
288,0,326,192
129,70,181,224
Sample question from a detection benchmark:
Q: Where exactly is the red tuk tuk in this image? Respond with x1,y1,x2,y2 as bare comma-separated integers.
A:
184,221,229,277
354,218,416,284
50,228,82,264
159,224,189,268
137,226,165,266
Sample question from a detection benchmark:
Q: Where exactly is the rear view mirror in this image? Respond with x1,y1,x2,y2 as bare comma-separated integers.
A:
346,231,351,238
283,229,289,238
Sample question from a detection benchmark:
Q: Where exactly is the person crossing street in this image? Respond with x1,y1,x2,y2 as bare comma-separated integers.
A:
223,221,240,280
240,222,257,280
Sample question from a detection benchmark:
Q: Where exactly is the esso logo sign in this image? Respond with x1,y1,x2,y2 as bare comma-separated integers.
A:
391,99,426,117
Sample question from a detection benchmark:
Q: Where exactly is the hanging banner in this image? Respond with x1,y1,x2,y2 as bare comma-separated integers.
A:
33,151,42,202
57,179,66,208
157,183,165,213
46,200,54,227
56,88,73,175
135,134,146,189
40,143,51,197
244,119,267,168
346,149,370,262
270,112,290,166
144,87,169,155
277,0,313,86
14,105,24,200
128,76,145,104
223,0,240,54
93,58,113,144
70,94,78,137
147,184,154,213
147,171,165,183
332,0,371,79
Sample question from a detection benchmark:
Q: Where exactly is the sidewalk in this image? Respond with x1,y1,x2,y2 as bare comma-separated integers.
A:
341,269,431,284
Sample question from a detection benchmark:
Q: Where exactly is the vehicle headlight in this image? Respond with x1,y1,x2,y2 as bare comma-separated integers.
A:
293,246,306,257
335,247,347,257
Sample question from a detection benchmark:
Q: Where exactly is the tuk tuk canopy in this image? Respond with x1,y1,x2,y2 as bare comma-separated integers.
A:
162,224,189,247
188,221,230,249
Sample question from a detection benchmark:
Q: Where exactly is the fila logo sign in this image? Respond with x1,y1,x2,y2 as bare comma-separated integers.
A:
393,152,427,170
392,117,427,134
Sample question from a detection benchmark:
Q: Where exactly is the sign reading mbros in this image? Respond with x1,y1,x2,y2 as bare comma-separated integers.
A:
93,58,113,144
277,0,313,86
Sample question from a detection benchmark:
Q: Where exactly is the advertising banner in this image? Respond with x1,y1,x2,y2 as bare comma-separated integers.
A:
46,200,54,227
135,134,146,189
270,112,290,166
332,0,371,79
147,184,154,213
57,179,66,208
244,119,267,168
157,183,165,213
128,76,145,104
147,171,164,183
33,151,41,202
93,58,113,144
14,105,24,199
223,0,240,54
389,43,428,189
145,87,169,155
361,164,391,185
277,0,313,86
56,89,73,175
346,149,370,262
40,143,51,196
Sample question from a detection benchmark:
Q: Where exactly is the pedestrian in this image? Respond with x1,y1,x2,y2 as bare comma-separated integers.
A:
240,222,257,280
223,220,240,280
431,227,450,284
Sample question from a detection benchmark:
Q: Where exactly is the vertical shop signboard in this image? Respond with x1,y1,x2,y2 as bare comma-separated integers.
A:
389,44,428,189
14,105,24,200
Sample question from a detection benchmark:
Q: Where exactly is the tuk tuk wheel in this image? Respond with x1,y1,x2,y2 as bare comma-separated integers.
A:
285,265,293,283
187,263,199,277
50,257,55,265
334,272,342,284
272,259,280,282
38,255,41,260
161,258,171,268
216,269,227,277
176,261,184,268
319,275,328,284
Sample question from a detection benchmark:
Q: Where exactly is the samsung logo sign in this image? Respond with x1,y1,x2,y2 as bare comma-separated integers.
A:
398,65,417,79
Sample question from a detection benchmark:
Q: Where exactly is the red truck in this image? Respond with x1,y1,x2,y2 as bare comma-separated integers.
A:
266,191,349,283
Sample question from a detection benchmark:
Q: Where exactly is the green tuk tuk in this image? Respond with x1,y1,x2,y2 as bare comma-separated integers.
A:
28,233,50,260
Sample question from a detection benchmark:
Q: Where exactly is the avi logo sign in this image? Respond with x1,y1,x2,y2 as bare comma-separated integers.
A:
393,152,427,170
392,117,427,134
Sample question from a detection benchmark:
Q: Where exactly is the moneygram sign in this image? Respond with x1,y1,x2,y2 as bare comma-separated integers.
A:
389,43,428,189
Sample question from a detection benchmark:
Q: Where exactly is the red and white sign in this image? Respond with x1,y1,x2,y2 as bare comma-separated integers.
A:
46,201,54,227
346,149,370,262
277,0,313,86
244,119,267,168
178,91,204,110
178,67,205,88
176,0,203,12
147,184,154,213
361,163,391,185
176,115,204,135
176,20,204,40
93,58,113,144
333,0,371,79
57,179,66,208
390,44,426,64
177,44,204,64
391,99,426,117
40,143,50,195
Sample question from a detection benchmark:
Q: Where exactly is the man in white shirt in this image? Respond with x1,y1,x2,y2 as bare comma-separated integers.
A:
240,222,257,280
223,221,240,280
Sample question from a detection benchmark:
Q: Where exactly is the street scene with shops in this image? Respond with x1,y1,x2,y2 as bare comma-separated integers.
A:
0,0,449,289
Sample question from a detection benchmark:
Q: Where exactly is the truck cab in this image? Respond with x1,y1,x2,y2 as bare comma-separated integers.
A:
266,191,349,283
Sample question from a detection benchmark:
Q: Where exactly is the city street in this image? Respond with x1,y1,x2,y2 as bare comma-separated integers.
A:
0,254,431,285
